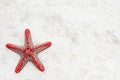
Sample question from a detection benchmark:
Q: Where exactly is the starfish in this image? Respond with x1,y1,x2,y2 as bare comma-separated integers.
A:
6,29,52,73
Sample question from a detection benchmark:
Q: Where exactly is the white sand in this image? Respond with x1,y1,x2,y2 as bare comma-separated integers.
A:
0,0,120,80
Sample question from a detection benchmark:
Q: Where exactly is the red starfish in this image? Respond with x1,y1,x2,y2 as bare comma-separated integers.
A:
6,29,52,73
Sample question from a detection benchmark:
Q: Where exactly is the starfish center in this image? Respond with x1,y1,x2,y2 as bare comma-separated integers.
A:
23,47,33,55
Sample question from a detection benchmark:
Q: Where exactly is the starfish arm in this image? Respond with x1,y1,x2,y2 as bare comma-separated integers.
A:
33,41,52,54
25,29,33,47
15,56,28,73
6,43,24,53
30,54,45,71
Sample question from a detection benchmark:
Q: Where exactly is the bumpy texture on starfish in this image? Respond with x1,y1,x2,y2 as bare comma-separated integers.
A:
6,29,52,73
